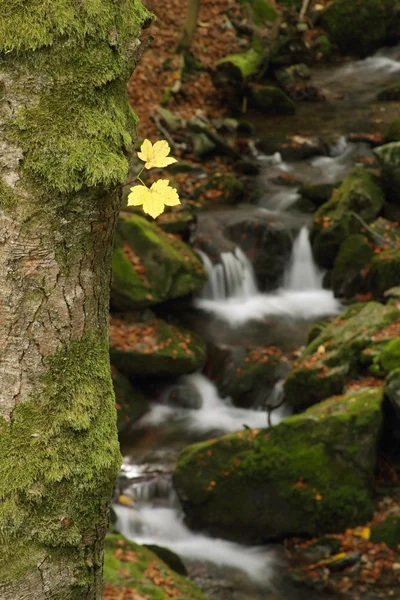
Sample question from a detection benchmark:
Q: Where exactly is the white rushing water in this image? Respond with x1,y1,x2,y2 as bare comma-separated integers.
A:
114,503,276,584
197,247,258,300
196,229,340,325
139,374,288,433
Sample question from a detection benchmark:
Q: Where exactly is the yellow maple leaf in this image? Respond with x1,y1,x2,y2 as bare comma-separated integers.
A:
128,180,180,219
137,139,177,169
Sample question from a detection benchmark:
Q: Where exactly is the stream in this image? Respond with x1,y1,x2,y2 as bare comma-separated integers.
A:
113,45,400,599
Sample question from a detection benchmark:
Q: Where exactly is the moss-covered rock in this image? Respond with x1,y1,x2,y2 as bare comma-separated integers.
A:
194,172,245,205
110,315,206,378
248,84,296,115
111,367,149,433
384,118,400,143
374,142,400,203
216,48,263,81
332,234,373,297
300,183,335,208
111,215,207,311
174,388,382,542
320,0,393,57
284,302,400,410
144,544,188,576
370,516,400,550
104,534,208,599
156,209,196,238
311,168,384,268
368,247,400,298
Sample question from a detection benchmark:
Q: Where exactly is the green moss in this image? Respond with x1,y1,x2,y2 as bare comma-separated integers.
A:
320,0,390,57
0,178,18,213
284,302,400,409
378,338,400,373
239,0,278,25
1,1,151,194
111,215,206,310
384,119,400,143
110,316,206,378
0,334,121,585
371,516,400,550
174,389,382,541
311,168,384,268
104,534,208,599
332,234,373,297
369,248,400,298
216,49,263,80
111,367,149,433
248,85,296,115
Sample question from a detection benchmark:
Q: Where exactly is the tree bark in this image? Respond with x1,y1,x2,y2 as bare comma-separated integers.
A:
177,0,201,53
0,1,150,597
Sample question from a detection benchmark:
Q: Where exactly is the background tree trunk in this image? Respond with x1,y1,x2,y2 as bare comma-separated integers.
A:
177,0,201,53
0,1,149,597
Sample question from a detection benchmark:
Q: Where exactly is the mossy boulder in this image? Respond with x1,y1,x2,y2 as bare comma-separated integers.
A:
110,315,206,378
311,168,384,268
157,209,196,238
215,48,263,82
104,534,208,599
300,183,335,208
194,172,245,205
384,368,400,420
370,515,400,550
332,234,373,297
320,0,394,57
284,302,400,410
143,544,188,576
174,388,383,542
374,142,400,203
248,84,296,115
369,247,400,298
111,215,206,311
111,367,149,433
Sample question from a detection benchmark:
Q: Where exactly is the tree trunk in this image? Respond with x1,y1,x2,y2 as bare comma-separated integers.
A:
177,0,201,53
0,1,149,597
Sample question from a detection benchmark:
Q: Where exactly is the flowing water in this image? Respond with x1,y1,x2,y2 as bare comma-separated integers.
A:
115,45,400,600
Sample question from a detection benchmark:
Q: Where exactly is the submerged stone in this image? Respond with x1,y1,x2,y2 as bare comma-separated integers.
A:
174,388,383,542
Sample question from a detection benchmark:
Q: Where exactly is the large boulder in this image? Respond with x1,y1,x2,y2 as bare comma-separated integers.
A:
311,168,384,268
104,534,208,599
331,234,373,297
174,387,383,542
284,302,400,411
111,214,207,311
110,314,206,378
320,0,399,57
369,247,400,298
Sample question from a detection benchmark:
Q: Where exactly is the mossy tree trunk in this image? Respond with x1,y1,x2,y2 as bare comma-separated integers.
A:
0,1,149,598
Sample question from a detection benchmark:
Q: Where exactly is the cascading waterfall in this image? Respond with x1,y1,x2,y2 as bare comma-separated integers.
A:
284,226,323,291
197,247,258,300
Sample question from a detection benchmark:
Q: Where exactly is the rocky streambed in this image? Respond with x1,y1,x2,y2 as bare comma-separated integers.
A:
105,23,400,600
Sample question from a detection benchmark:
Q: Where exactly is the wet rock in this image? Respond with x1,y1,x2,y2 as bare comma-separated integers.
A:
378,84,400,102
208,344,290,408
248,84,296,115
168,383,203,409
311,168,384,269
369,248,400,299
194,172,245,205
284,301,400,410
157,208,197,239
374,142,400,203
191,132,217,157
256,134,324,161
174,387,382,542
370,515,400,550
384,368,400,420
110,314,206,378
320,0,395,57
300,183,335,208
104,534,207,599
143,544,188,576
111,214,206,311
156,106,183,131
111,367,149,433
232,158,260,175
331,234,373,298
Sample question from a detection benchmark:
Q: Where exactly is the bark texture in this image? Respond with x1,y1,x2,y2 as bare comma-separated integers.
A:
0,1,150,598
